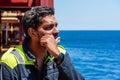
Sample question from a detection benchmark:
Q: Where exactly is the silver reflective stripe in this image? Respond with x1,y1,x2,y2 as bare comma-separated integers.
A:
12,50,24,64
0,64,3,80
12,49,28,79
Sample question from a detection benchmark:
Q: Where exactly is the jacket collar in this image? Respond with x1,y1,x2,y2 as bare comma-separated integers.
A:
22,37,53,65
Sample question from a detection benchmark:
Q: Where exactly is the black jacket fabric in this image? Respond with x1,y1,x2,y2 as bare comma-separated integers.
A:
0,38,85,80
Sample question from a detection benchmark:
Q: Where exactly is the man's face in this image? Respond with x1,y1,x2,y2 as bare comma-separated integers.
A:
36,15,59,44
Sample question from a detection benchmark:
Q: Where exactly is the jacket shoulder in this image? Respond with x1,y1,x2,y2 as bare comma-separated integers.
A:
0,48,19,69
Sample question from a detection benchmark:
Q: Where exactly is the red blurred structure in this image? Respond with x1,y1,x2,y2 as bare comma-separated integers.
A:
0,0,54,53
0,0,54,8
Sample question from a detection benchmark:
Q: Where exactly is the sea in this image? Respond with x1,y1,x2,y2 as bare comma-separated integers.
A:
59,30,120,80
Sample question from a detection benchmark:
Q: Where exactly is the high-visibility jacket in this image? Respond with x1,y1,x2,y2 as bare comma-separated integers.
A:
0,45,85,80
0,45,66,67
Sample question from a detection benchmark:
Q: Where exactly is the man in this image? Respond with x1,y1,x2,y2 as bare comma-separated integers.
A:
0,6,85,80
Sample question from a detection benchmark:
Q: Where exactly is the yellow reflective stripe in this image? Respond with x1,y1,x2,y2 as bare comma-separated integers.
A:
44,56,54,64
0,48,20,69
16,45,24,52
44,45,66,65
58,45,66,54
16,45,35,65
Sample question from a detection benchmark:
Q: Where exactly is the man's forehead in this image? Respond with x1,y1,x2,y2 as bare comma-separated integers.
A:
42,15,57,24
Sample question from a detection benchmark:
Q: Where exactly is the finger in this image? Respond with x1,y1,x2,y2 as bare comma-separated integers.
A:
40,37,48,46
42,34,54,39
40,40,47,46
43,33,52,36
56,37,60,43
40,35,53,47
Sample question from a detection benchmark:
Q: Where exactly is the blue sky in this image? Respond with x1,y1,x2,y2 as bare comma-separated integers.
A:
54,0,120,30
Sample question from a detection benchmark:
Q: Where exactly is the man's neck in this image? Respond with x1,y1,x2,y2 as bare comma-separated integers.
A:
29,41,46,71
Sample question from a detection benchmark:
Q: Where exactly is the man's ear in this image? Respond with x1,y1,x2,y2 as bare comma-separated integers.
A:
28,28,37,37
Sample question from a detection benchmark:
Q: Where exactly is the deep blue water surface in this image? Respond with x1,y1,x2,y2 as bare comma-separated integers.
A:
59,30,120,80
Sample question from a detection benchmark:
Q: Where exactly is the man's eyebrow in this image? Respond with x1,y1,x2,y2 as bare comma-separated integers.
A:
45,22,58,26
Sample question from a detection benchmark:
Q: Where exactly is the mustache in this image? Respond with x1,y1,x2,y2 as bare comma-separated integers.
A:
53,34,59,39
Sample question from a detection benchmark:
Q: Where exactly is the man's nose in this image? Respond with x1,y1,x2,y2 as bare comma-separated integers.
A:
53,27,59,33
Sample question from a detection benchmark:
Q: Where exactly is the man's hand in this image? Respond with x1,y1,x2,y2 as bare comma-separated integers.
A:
40,34,60,58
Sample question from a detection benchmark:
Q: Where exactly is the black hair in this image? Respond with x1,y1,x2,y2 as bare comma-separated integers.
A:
22,6,54,37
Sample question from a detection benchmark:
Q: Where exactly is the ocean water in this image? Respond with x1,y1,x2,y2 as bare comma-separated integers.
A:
59,30,120,80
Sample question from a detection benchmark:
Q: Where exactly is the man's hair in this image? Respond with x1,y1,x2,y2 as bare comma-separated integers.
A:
22,6,54,37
